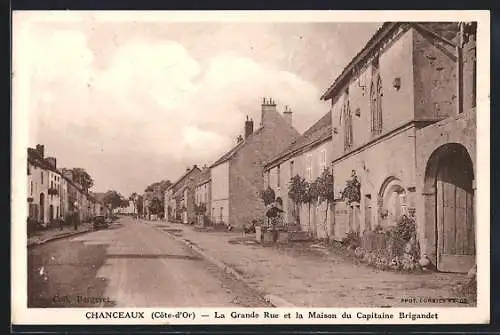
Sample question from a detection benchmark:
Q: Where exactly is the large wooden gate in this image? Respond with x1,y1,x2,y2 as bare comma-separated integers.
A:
436,151,475,273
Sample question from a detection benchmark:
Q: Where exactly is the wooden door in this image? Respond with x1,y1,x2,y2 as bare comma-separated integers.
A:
436,153,475,273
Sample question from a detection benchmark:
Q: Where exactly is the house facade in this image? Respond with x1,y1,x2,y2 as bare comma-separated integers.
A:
27,144,103,226
320,22,476,273
194,167,211,224
210,99,300,229
165,166,201,224
264,111,333,239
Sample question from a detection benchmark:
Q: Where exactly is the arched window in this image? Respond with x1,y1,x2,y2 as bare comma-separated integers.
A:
370,56,383,136
343,97,353,151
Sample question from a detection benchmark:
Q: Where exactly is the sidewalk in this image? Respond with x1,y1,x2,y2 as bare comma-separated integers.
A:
149,221,474,308
27,222,94,247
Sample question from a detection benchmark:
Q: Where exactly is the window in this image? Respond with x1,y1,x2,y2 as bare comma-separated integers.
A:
370,60,383,135
265,171,270,188
41,171,43,184
343,91,353,151
30,181,33,196
277,165,281,188
306,155,313,181
320,150,327,172
290,161,294,178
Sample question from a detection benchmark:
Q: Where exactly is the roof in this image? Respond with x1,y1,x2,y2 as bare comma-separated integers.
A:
170,165,201,191
321,22,395,101
28,148,60,174
196,168,211,186
321,22,462,101
210,128,263,168
265,111,332,169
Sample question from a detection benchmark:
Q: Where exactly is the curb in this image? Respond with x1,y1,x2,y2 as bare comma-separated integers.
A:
27,226,94,248
151,222,297,308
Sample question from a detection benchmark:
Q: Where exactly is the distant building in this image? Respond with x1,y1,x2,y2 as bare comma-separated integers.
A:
165,166,201,224
194,166,211,225
209,98,300,229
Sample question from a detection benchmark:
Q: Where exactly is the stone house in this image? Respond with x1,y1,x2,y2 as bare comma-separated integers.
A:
209,98,300,229
166,165,202,224
264,110,333,239
194,166,211,224
320,22,476,273
27,145,61,225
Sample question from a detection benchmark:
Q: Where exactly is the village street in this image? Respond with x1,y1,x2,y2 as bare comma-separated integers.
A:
28,216,474,308
28,216,271,308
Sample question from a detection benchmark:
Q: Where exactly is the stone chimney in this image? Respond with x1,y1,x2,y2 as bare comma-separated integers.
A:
244,115,254,139
46,157,57,169
62,169,73,181
283,105,293,127
36,144,45,158
261,97,277,127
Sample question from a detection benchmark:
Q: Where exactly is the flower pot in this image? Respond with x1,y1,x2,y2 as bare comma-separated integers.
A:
262,231,275,245
277,231,289,244
255,226,262,243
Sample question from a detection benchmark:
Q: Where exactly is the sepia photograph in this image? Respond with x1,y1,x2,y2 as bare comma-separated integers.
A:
11,10,490,325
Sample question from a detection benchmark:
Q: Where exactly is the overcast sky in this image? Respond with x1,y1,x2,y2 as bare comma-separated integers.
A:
16,12,380,196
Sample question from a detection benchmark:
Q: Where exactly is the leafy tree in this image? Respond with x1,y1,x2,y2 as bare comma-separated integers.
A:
103,190,123,210
288,175,308,225
316,168,335,239
71,168,94,191
149,197,164,215
259,186,276,207
136,195,144,216
342,170,361,204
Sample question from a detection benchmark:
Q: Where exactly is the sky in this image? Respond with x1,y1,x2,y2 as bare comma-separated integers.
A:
15,12,381,196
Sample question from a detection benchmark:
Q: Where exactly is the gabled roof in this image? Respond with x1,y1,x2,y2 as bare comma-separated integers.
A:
210,127,264,168
265,111,332,169
170,165,201,191
321,22,394,101
321,22,462,101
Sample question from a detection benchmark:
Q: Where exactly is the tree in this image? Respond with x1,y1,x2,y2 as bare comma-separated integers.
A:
316,168,335,239
103,190,123,211
136,195,144,216
71,168,94,191
288,175,308,225
259,186,276,207
149,197,164,215
342,170,361,204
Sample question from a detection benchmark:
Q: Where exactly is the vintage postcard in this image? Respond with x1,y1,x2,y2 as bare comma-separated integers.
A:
12,10,490,325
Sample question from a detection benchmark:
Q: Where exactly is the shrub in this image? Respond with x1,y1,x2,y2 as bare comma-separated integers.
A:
260,187,276,207
342,231,361,250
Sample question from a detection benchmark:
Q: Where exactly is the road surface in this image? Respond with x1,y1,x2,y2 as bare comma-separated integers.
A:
28,217,271,308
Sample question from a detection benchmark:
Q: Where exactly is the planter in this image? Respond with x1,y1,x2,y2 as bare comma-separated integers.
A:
277,231,289,244
262,231,275,245
255,226,262,243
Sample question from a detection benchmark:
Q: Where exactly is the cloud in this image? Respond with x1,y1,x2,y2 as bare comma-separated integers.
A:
27,29,329,194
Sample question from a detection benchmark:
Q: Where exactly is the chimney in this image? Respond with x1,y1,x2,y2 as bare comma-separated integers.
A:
63,169,73,181
244,115,254,139
261,97,277,127
46,157,57,169
283,105,293,127
36,144,45,158
236,134,244,144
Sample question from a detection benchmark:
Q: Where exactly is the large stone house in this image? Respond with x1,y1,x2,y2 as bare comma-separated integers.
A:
320,22,476,273
165,165,202,224
209,98,300,229
264,110,333,239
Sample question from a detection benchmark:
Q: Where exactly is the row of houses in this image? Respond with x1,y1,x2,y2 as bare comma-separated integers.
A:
164,22,477,273
27,144,109,226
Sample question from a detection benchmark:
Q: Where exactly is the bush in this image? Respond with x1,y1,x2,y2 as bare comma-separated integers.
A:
342,231,361,250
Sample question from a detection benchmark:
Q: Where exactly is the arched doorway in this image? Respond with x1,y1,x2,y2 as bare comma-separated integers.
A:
39,193,45,222
378,177,408,228
424,143,475,273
